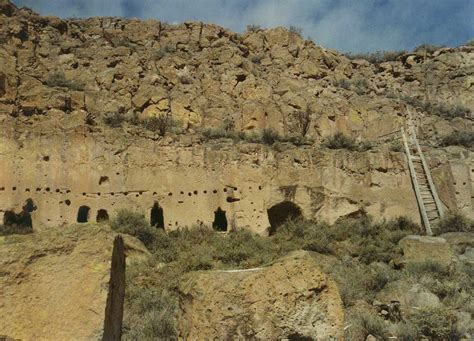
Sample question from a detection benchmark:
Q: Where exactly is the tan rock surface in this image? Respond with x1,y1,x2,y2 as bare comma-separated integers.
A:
398,235,457,266
0,223,148,341
0,0,472,232
177,250,344,340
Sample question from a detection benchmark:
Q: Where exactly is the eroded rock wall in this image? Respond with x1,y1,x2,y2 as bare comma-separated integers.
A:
0,0,472,232
1,119,472,233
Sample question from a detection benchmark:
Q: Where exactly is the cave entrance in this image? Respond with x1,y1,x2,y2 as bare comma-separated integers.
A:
23,198,36,213
96,209,109,223
267,201,302,236
150,201,164,229
213,207,228,232
3,209,32,230
77,205,90,223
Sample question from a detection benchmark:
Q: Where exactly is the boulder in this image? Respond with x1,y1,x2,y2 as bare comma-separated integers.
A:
439,232,474,264
177,250,344,340
398,235,457,266
376,280,441,317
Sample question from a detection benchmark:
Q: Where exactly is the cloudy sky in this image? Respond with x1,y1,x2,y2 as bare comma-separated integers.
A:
12,0,474,53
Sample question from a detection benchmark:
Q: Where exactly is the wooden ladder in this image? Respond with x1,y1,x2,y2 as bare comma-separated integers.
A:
401,125,444,235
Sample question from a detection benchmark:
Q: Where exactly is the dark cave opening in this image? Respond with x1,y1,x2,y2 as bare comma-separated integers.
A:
96,209,109,223
23,198,36,213
267,201,302,236
150,201,164,229
77,205,90,223
213,207,228,232
3,209,33,230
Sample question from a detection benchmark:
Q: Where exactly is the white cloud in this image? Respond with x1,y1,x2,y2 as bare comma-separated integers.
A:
12,0,473,52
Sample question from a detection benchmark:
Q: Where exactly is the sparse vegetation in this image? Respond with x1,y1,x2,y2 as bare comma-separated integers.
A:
389,140,403,152
200,126,313,147
324,132,372,151
435,211,473,234
261,128,281,145
325,132,357,150
345,50,407,64
333,77,370,94
413,43,445,54
45,71,85,91
410,306,457,339
385,91,471,119
110,209,156,248
142,114,176,136
246,24,261,33
152,44,176,60
122,214,457,339
293,110,311,137
0,222,33,236
440,131,474,148
103,112,126,128
288,26,303,37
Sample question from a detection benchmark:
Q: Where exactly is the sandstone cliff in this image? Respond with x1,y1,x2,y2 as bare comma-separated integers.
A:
0,0,472,233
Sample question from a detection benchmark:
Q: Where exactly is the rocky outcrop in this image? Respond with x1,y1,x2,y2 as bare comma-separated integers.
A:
177,250,344,340
0,0,472,232
398,235,457,266
0,224,147,341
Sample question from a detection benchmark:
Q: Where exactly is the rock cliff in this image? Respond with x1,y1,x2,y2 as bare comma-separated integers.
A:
0,0,472,233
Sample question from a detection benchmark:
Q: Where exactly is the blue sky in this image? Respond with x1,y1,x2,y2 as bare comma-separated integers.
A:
12,0,474,52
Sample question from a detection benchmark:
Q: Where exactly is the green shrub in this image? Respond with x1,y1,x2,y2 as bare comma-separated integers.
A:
1,210,33,236
288,26,302,37
348,310,387,339
0,223,33,236
352,78,369,95
142,114,176,136
386,216,420,233
152,44,176,60
333,78,351,90
103,112,126,128
404,260,449,279
441,131,474,148
389,140,403,152
110,209,156,248
386,92,471,119
246,24,261,33
201,127,238,140
325,133,357,150
436,212,473,234
410,306,457,339
45,71,84,91
250,53,263,64
123,284,177,340
261,128,281,145
345,50,406,63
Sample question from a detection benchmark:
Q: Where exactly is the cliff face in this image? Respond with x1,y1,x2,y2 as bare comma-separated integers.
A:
0,0,472,233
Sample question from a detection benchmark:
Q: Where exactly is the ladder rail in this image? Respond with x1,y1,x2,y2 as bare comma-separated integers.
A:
409,125,444,219
401,128,433,235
